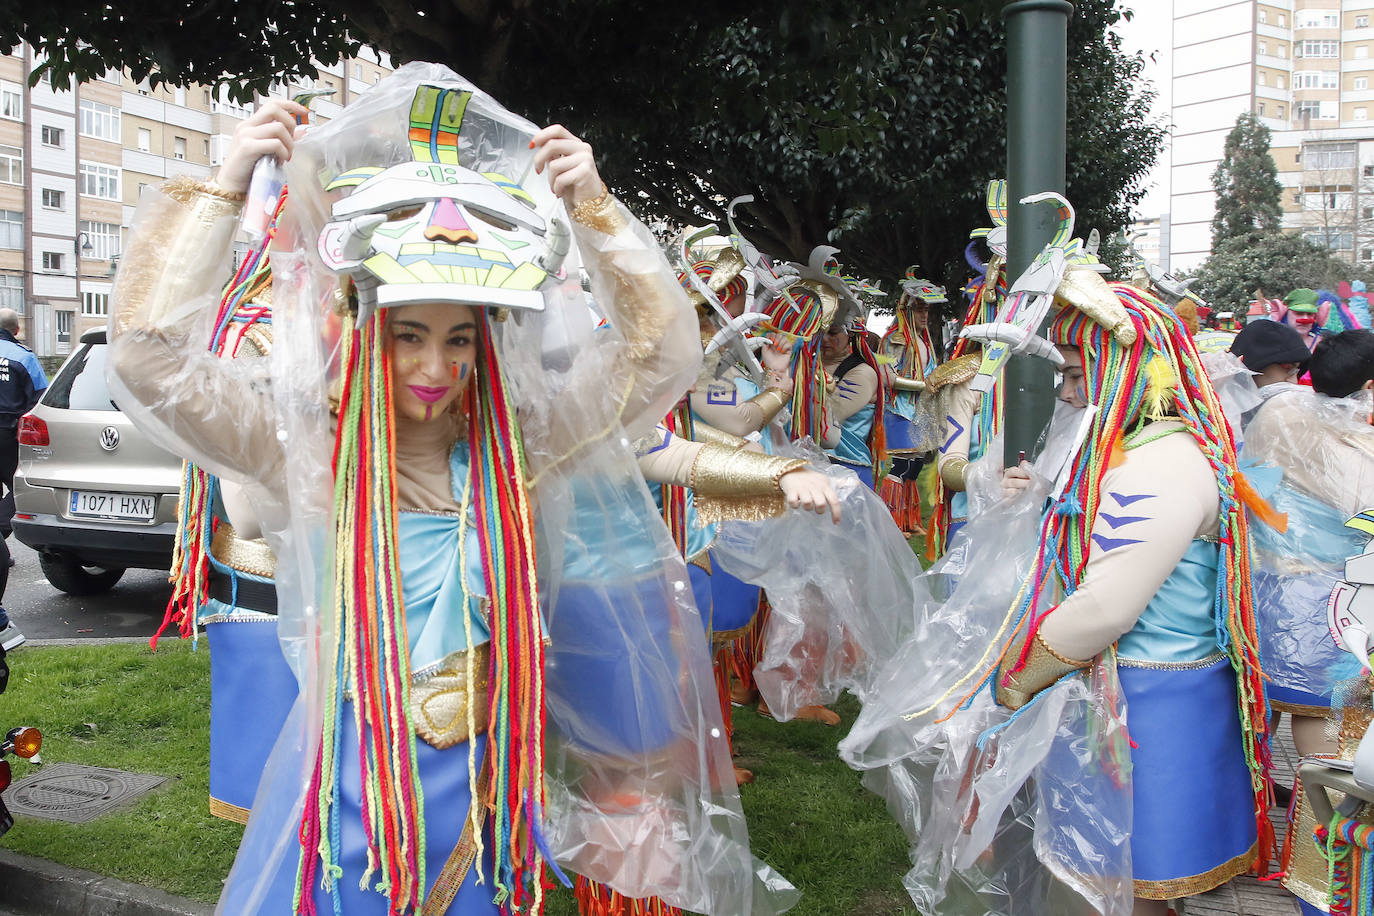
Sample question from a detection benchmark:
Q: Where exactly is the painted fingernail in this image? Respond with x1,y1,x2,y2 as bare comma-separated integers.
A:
528,140,535,149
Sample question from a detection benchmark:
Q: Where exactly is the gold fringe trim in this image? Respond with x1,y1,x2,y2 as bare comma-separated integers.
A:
1133,840,1257,899
208,795,251,825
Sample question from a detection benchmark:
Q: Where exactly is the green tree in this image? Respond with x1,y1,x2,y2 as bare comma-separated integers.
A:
1209,112,1283,246
1193,231,1373,313
2,0,1161,295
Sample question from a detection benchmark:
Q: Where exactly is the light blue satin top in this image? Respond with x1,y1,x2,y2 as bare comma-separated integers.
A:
830,403,875,468
1117,538,1221,663
397,443,490,677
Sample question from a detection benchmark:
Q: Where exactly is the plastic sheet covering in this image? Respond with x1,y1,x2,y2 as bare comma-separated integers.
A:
835,417,1134,916
711,438,923,720
1241,387,1374,700
107,62,793,916
1200,351,1261,447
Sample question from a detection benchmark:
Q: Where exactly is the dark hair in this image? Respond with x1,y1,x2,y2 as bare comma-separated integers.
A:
1310,329,1374,398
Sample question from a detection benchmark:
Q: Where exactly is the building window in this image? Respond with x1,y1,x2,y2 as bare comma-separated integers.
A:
201,138,209,157
1297,100,1323,120
1299,40,1340,58
1259,40,1268,56
40,125,62,148
1297,71,1321,88
40,188,62,209
1258,101,1267,116
172,136,186,160
1365,249,1374,262
1360,46,1371,60
0,275,20,313
1364,206,1374,220
42,252,62,271
1360,78,1370,91
135,127,149,152
1366,165,1374,178
1279,13,1285,26
202,89,210,106
55,310,71,354
78,162,121,200
1358,107,1369,121
78,99,120,141
0,210,20,250
1259,9,1266,23
78,221,119,260
1305,230,1355,250
1278,104,1286,118
0,81,20,122
0,145,20,185
81,291,109,317
1361,15,1371,29
173,86,185,106
1279,45,1288,59
1278,75,1287,89
1259,71,1268,86
1323,71,1340,89
1305,141,1357,169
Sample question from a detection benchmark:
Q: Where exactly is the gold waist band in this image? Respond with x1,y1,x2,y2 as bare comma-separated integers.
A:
211,524,277,579
410,644,491,751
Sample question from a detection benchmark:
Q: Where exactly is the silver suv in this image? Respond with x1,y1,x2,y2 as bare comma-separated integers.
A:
12,328,181,595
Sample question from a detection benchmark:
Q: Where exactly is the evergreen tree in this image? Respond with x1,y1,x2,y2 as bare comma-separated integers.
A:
1210,112,1283,245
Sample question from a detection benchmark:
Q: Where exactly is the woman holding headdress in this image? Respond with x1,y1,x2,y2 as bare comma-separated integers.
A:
108,65,791,916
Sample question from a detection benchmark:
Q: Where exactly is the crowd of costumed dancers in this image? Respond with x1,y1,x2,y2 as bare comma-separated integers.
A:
108,62,1374,916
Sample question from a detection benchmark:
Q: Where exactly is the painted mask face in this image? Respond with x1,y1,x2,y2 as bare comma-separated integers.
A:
316,84,559,314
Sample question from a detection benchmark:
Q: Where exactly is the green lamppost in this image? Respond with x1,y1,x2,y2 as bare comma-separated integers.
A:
1002,0,1073,463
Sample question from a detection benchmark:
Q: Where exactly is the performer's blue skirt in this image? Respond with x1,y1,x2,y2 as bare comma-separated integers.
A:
547,575,687,759
706,552,760,637
1119,653,1257,893
206,610,298,818
884,412,920,455
828,458,874,490
221,728,496,915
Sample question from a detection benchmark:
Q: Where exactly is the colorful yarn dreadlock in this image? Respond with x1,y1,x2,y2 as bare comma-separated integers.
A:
466,316,554,912
154,190,281,648
659,404,694,556
297,309,423,916
849,329,890,484
1318,815,1374,916
758,286,828,443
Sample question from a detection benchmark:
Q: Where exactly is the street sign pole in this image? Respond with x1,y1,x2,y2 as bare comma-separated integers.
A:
1002,0,1073,464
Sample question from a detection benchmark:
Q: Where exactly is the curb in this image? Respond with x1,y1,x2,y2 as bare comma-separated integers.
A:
0,848,214,916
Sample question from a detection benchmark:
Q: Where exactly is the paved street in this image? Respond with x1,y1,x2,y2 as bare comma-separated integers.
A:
3,537,169,642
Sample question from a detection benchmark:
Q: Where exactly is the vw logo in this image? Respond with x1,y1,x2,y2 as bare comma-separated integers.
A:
98,427,120,451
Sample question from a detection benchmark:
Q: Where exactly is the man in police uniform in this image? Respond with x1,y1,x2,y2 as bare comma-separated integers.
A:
0,308,47,648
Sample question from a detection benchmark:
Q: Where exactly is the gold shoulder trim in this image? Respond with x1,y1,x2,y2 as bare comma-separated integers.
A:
925,353,981,393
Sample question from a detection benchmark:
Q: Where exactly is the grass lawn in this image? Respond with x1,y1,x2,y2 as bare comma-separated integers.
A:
0,643,916,914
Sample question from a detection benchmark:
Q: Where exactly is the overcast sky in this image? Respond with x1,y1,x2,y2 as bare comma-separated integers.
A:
1117,2,1173,219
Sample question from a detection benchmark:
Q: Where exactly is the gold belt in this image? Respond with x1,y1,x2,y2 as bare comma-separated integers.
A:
211,523,277,579
410,644,491,750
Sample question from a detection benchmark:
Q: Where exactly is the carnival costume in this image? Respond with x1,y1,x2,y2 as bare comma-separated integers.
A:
108,65,793,916
839,209,1275,913
877,268,943,534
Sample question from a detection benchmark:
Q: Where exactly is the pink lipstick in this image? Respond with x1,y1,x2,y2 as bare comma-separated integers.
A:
409,385,450,403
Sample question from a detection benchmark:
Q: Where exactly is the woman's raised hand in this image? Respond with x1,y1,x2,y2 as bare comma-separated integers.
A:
779,468,842,524
214,100,309,194
530,124,605,206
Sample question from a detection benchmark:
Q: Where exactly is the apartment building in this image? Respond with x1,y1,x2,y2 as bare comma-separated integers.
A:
1170,0,1374,272
0,44,391,356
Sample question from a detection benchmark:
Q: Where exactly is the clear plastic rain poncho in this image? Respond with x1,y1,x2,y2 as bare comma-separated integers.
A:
1241,387,1374,701
832,412,1135,916
107,62,793,915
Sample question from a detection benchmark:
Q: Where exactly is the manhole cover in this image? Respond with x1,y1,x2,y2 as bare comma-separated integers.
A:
7,764,167,823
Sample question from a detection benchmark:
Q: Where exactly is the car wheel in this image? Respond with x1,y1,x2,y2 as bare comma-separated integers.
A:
38,553,126,596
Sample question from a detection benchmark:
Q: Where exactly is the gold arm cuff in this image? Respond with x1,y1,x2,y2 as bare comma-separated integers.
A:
939,456,969,492
891,375,926,392
569,185,627,235
163,174,246,208
747,387,791,424
994,630,1090,710
690,445,805,525
210,524,277,579
411,643,491,750
690,421,749,450
925,353,982,394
